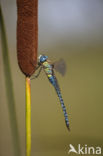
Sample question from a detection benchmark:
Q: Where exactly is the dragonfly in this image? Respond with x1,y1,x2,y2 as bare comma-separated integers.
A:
31,54,70,131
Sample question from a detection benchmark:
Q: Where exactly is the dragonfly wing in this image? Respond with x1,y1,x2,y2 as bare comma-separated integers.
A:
53,59,66,76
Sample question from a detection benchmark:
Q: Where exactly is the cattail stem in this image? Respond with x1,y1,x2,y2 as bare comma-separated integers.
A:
25,77,31,156
0,6,21,156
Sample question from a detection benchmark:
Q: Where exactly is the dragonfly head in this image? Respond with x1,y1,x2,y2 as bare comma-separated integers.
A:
38,55,48,63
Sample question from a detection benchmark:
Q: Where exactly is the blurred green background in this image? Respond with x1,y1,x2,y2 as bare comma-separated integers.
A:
0,0,103,156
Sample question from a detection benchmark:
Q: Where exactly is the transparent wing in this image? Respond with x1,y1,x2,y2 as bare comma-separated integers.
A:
53,59,66,76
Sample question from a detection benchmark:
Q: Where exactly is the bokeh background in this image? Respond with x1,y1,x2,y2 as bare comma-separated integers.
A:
0,0,103,156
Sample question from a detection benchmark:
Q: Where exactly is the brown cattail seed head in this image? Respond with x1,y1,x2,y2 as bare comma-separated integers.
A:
17,0,38,77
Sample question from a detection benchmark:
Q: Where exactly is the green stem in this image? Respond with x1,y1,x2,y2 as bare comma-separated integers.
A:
25,77,31,156
0,6,21,156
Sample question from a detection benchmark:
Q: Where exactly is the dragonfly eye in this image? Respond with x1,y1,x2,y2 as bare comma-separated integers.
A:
38,55,48,63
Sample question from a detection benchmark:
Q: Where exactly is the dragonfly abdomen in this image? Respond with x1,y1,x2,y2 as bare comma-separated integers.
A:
55,86,70,130
48,75,70,130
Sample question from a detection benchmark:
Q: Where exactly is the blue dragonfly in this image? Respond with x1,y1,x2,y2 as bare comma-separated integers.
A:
31,55,70,131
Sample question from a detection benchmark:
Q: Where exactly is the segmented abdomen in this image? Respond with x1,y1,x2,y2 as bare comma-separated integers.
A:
48,75,70,130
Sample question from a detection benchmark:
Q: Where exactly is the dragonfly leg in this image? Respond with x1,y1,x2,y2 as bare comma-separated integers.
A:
35,63,41,70
31,66,42,80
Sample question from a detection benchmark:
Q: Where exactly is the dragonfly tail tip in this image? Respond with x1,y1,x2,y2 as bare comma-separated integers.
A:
67,126,70,131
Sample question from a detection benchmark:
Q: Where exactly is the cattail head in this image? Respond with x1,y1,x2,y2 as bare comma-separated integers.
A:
17,0,38,77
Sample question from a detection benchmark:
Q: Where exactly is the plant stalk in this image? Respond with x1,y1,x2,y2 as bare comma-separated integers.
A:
25,77,31,156
0,5,21,156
